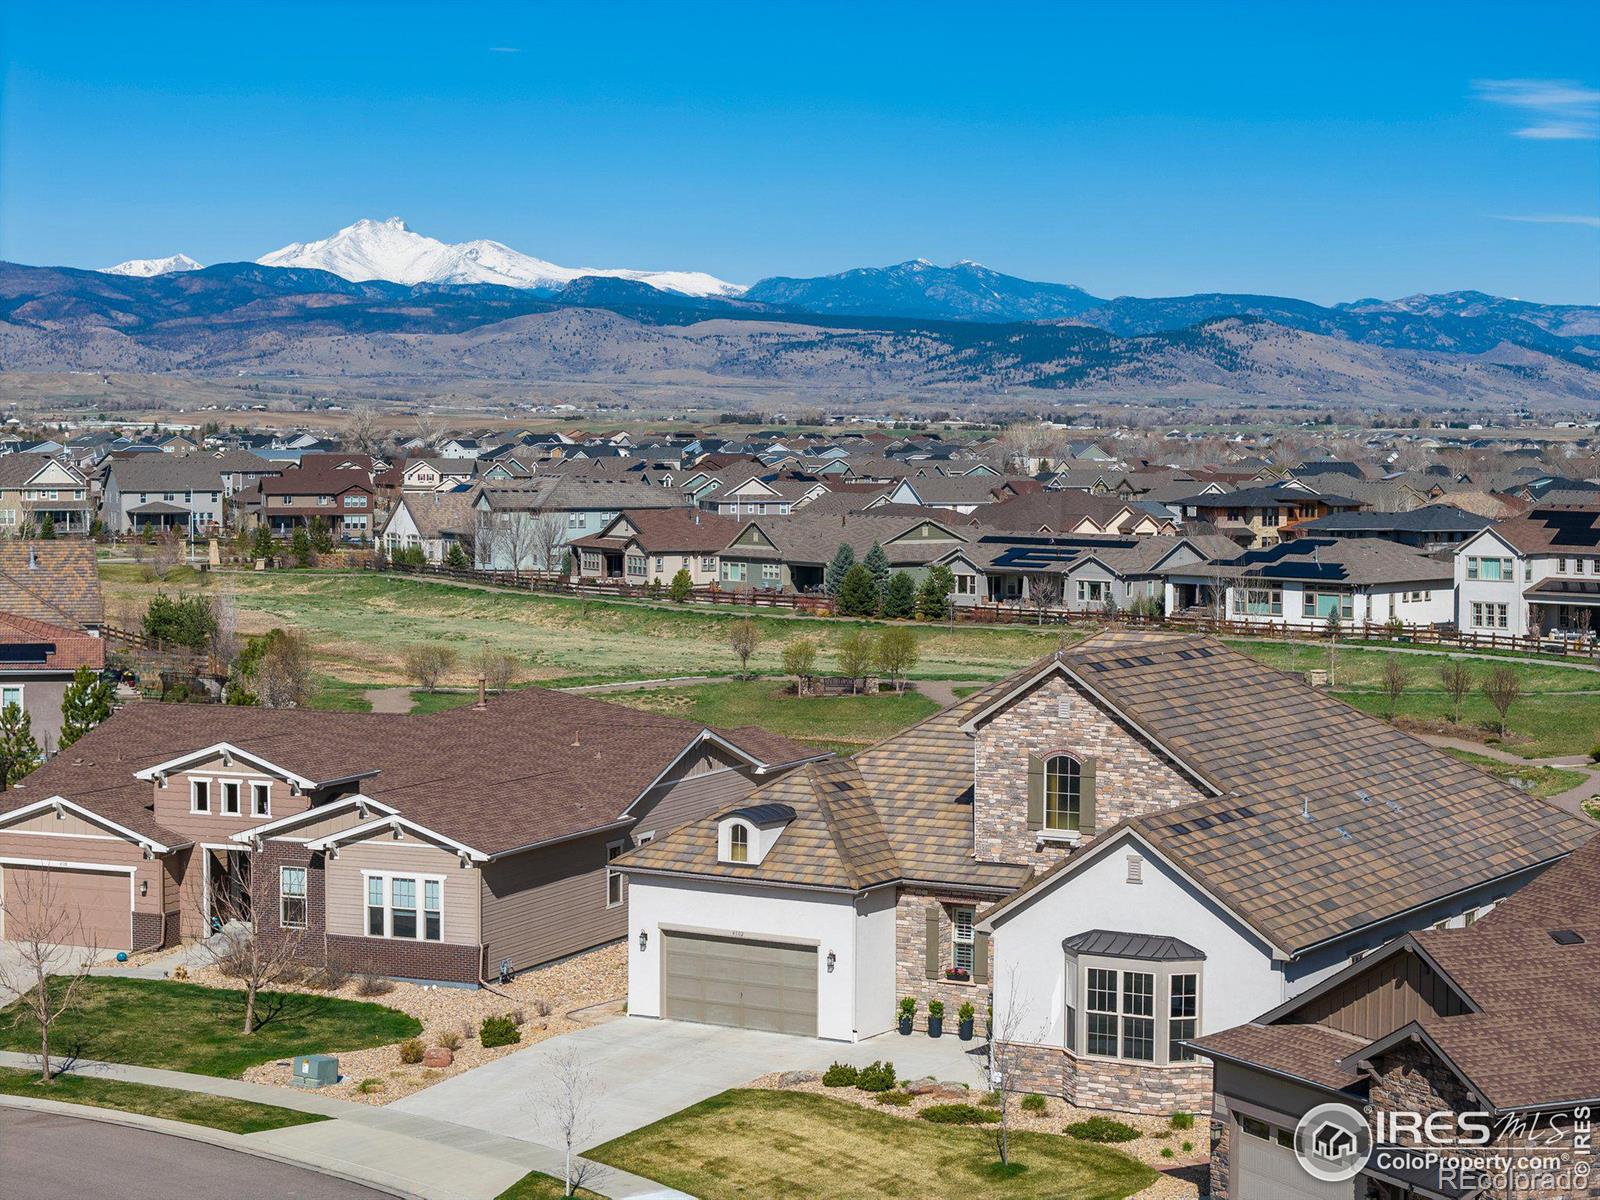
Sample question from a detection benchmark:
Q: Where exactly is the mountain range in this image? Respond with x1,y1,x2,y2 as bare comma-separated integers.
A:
5,227,1594,408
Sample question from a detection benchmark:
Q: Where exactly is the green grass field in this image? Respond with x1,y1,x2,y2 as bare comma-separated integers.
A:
101,567,1600,758
0,978,420,1078
1436,748,1589,800
0,1067,326,1133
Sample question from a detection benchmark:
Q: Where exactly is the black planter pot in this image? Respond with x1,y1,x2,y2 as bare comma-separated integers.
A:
898,1016,913,1035
958,1018,974,1041
928,1015,944,1038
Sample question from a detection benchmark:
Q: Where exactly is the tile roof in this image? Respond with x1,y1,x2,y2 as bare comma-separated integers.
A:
0,542,103,629
0,612,106,673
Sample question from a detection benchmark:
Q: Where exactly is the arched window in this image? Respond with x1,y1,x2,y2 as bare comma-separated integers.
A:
728,823,750,863
1045,755,1082,832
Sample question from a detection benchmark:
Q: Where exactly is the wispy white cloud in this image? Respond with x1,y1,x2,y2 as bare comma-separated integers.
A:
489,46,522,53
1493,213,1600,229
1474,78,1600,140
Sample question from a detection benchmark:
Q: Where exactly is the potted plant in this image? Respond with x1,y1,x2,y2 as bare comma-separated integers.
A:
944,966,970,982
927,999,945,1038
958,1001,975,1041
897,996,915,1036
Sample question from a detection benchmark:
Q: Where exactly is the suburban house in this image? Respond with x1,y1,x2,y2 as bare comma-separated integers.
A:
1192,832,1600,1200
0,454,95,536
0,541,104,751
1170,483,1364,549
615,633,1587,1116
935,533,1238,609
379,492,477,562
1453,505,1600,641
101,455,227,536
978,490,1180,538
207,449,283,498
570,508,742,586
1160,538,1455,628
0,689,818,979
879,475,1017,514
1290,504,1491,551
473,479,686,572
246,462,377,542
690,471,828,517
715,513,968,592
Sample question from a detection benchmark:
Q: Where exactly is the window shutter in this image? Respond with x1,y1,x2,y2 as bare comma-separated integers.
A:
973,932,990,984
923,906,940,979
1026,754,1044,830
1081,756,1097,833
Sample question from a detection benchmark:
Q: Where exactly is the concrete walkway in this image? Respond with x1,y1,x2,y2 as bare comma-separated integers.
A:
365,686,416,714
0,1051,687,1200
393,1015,988,1151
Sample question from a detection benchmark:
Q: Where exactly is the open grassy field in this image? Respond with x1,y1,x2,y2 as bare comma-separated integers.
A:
0,1066,326,1133
587,1089,1158,1200
101,566,1600,758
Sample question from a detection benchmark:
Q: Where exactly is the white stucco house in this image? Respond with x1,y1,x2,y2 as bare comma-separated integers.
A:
1453,505,1600,640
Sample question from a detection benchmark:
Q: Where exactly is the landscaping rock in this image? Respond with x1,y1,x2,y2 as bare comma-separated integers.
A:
905,1077,968,1100
422,1047,453,1068
777,1070,821,1087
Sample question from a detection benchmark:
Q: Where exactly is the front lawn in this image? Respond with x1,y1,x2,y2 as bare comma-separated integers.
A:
1436,747,1589,799
0,978,420,1078
586,1089,1158,1200
0,1066,326,1133
495,1172,604,1200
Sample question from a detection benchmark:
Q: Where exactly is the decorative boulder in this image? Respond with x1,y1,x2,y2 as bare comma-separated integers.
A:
777,1070,821,1087
422,1047,454,1069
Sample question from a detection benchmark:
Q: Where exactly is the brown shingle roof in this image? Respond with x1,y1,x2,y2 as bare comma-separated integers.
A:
1189,1022,1366,1091
1483,505,1600,554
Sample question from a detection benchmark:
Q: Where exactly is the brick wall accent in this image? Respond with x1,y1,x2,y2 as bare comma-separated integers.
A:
131,910,167,951
972,675,1201,870
1002,1041,1212,1117
325,934,482,984
162,910,181,947
254,839,326,962
893,886,995,1029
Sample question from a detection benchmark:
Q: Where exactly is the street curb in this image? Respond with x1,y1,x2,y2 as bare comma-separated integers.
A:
0,1093,422,1199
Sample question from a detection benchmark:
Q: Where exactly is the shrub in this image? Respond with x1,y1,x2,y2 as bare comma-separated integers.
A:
357,972,395,997
668,568,694,603
1064,1116,1141,1142
957,1001,975,1024
920,1103,1001,1125
437,1030,464,1052
1182,1140,1195,1153
509,1008,527,1026
855,1060,897,1093
1170,1111,1195,1130
1591,743,1600,764
821,1062,860,1088
309,956,352,991
980,1090,1002,1107
532,998,552,1018
875,1090,913,1106
927,999,945,1020
1160,1147,1175,1159
479,1015,521,1048
398,1038,425,1065
356,1078,385,1094
897,996,916,1020
1021,1093,1047,1113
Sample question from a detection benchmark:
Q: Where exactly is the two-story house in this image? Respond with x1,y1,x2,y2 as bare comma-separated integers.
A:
472,479,685,572
0,689,818,978
0,454,95,537
101,455,227,535
249,462,376,542
616,632,1588,1115
1454,505,1600,641
1170,482,1363,549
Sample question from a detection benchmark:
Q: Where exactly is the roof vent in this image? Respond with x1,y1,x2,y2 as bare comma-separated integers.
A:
27,545,38,569
1551,929,1585,946
1357,789,1371,805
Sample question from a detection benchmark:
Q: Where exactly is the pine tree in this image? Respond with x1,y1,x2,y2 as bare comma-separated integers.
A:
251,524,276,560
916,564,956,621
38,514,56,540
309,516,336,555
837,563,880,617
0,702,42,787
58,665,114,750
445,541,469,568
824,543,856,596
291,526,313,568
862,542,890,607
883,571,917,619
668,567,694,603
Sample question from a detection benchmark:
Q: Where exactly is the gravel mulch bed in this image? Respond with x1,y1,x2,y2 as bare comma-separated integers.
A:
182,942,626,1106
750,1071,1205,1200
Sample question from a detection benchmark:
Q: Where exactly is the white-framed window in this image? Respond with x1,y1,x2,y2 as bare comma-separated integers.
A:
1471,602,1509,629
345,495,368,508
721,561,748,583
1301,590,1354,621
252,782,271,817
0,684,23,710
363,873,444,941
1233,586,1282,616
606,839,625,907
1076,580,1107,603
581,551,602,573
566,513,582,529
221,780,241,815
700,556,715,572
1080,959,1201,1065
760,563,781,585
1465,556,1513,581
952,906,975,973
626,554,646,577
727,823,750,863
279,866,307,928
191,779,210,813
955,573,977,595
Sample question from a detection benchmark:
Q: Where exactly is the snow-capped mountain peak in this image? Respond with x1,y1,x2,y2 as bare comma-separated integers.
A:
256,218,743,297
99,253,204,277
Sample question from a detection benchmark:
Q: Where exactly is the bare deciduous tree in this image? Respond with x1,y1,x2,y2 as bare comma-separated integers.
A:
1439,660,1472,724
208,586,241,670
1028,574,1063,625
476,646,520,694
988,966,1039,1170
403,643,458,692
1380,657,1411,719
997,421,1060,475
190,849,308,1035
254,629,313,708
347,405,382,458
540,1044,600,1197
0,868,100,1082
1481,665,1523,739
728,617,759,679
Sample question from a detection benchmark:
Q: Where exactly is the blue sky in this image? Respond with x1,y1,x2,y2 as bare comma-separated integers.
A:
2,0,1596,303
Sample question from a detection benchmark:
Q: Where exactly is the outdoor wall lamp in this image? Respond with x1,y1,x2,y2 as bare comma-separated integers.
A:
139,880,148,897
826,951,836,973
638,930,648,951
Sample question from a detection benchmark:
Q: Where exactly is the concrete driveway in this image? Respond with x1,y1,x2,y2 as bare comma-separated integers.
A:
392,1015,988,1150
0,943,97,1005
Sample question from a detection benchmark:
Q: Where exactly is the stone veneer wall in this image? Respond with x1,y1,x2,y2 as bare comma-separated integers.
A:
1208,1102,1231,1200
1006,1042,1213,1117
893,887,995,1030
972,674,1202,871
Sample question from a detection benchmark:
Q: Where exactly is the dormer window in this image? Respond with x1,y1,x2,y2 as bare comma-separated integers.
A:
716,804,796,866
728,824,750,863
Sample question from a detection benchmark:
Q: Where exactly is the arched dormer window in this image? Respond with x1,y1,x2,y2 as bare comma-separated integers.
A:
728,822,751,863
1045,755,1082,832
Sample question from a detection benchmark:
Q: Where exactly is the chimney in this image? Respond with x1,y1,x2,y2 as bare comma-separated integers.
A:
474,677,487,710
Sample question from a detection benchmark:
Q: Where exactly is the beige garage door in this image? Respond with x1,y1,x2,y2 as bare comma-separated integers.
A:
1235,1122,1352,1200
662,931,817,1036
2,865,132,951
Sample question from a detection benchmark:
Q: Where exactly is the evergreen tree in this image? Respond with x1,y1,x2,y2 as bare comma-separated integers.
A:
142,593,216,650
824,543,856,596
444,541,469,568
837,563,880,616
308,516,336,555
862,542,890,606
58,665,114,750
916,564,956,621
668,567,694,603
291,526,313,568
883,571,917,619
251,524,276,560
0,702,42,787
38,514,56,540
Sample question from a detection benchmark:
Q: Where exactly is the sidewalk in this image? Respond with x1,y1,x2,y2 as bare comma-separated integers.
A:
1415,733,1600,815
0,1051,689,1200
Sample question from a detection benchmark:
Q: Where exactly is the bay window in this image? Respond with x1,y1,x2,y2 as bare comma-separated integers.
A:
1070,948,1203,1066
364,873,443,942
